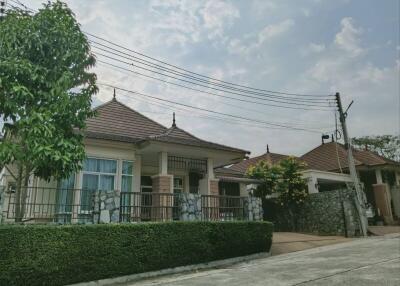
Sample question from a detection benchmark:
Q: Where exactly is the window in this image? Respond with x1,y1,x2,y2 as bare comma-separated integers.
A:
141,176,153,192
81,158,117,212
173,177,184,194
120,161,134,222
122,161,134,193
56,175,75,223
189,172,202,194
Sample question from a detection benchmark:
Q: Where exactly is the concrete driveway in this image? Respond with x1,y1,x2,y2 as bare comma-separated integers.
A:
271,232,351,255
129,234,400,286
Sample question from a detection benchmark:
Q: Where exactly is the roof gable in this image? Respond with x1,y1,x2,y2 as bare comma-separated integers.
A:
85,99,167,142
147,125,248,153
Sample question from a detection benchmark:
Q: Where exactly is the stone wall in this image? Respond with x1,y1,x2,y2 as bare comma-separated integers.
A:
272,189,361,237
93,189,121,223
244,196,263,221
179,193,202,221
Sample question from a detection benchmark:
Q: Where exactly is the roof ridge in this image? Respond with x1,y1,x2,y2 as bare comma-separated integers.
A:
93,99,168,133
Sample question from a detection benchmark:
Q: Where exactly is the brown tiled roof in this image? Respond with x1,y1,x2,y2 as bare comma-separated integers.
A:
214,167,247,178
146,125,249,153
85,99,247,153
228,152,292,175
300,142,399,172
85,99,166,142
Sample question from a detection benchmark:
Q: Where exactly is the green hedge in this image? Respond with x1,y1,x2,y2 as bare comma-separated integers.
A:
0,221,273,286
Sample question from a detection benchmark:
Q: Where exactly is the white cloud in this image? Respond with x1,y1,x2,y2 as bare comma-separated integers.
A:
334,17,364,56
228,19,294,55
258,19,294,43
200,0,240,39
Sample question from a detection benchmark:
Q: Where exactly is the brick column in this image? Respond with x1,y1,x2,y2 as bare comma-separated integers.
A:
152,175,173,220
373,183,393,224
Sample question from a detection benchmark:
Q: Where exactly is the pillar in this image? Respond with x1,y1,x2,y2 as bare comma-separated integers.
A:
372,183,393,223
375,169,383,184
307,176,319,194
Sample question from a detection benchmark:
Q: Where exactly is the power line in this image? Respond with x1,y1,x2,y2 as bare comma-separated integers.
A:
92,45,334,107
97,61,334,127
98,82,331,133
10,0,335,101
117,85,334,130
96,59,334,112
90,40,333,103
86,32,333,98
93,49,333,108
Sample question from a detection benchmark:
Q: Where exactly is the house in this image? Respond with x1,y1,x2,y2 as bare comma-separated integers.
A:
223,141,400,223
0,96,259,223
300,141,400,223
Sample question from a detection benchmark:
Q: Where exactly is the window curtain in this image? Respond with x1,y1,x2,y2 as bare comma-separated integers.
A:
81,174,98,211
56,175,75,213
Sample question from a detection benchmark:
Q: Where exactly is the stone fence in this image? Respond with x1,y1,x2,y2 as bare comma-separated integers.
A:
270,188,362,237
94,191,263,224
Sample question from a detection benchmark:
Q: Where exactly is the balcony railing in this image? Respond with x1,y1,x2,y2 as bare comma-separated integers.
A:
1,187,249,223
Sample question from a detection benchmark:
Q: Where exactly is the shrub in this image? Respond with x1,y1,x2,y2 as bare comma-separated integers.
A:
0,221,273,286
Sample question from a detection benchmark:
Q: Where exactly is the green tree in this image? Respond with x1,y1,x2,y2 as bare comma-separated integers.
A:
275,157,308,208
246,160,282,198
246,157,308,229
352,135,400,162
0,1,97,221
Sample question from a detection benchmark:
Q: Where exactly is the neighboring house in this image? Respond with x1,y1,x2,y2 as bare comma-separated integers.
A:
0,97,253,223
223,141,400,223
300,141,400,222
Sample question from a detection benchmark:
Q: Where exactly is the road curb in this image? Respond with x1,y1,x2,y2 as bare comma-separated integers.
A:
67,252,271,286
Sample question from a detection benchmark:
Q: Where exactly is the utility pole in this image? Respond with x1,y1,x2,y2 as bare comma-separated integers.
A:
335,92,368,237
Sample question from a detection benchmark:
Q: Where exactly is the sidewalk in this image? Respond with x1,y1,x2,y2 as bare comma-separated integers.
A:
271,232,351,255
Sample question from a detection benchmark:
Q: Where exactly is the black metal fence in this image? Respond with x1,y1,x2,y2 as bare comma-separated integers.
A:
3,187,97,223
201,195,245,221
119,192,180,222
1,187,247,223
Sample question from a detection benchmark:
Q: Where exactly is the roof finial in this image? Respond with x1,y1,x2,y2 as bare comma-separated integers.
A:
267,144,270,153
172,112,176,127
113,88,116,101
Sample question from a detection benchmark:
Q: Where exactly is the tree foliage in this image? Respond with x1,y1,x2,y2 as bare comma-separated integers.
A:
352,135,400,162
0,1,97,220
246,157,308,207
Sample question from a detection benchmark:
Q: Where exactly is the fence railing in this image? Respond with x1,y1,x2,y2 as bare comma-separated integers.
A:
201,195,245,221
119,192,180,222
1,187,250,223
3,187,97,223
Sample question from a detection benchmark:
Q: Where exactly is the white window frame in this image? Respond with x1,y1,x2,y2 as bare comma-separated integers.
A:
121,160,134,193
82,157,118,191
173,176,184,194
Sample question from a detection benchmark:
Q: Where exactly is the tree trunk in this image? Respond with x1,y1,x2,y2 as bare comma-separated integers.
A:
14,165,24,223
19,167,30,220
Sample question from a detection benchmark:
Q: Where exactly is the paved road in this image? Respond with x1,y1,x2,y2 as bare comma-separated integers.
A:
130,234,400,286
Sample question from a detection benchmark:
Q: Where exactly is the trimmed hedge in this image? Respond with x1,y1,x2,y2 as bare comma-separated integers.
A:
0,221,273,286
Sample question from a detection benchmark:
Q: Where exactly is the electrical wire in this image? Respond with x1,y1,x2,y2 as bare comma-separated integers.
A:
97,61,335,128
98,82,332,134
96,59,334,112
90,40,334,103
93,47,334,108
86,31,333,98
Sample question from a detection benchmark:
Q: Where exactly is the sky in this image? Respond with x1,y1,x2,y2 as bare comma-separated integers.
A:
26,0,400,157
